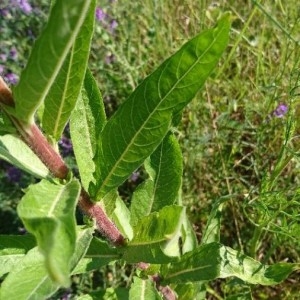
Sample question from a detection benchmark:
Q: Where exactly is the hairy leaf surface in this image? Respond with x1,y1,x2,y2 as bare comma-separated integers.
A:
17,179,81,286
90,13,230,199
70,69,106,191
13,0,93,124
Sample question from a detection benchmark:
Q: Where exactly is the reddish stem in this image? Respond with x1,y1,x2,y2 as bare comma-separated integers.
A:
19,123,69,179
78,190,126,246
0,77,15,107
0,77,126,246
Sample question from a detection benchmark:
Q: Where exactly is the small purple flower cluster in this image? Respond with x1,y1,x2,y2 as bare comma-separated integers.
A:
0,160,23,184
58,124,74,157
272,103,288,118
59,136,74,157
11,0,32,14
130,171,140,183
95,7,118,34
0,0,32,17
0,47,19,85
19,0,32,14
0,0,34,85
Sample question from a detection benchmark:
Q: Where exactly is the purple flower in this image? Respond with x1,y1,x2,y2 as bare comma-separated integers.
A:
0,8,10,17
109,19,118,33
0,65,4,74
12,0,32,14
95,7,106,22
59,136,73,157
10,47,18,60
6,166,22,183
130,171,140,182
273,103,288,118
4,73,19,85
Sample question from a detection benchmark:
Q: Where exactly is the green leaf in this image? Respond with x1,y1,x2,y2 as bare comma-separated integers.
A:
122,205,186,263
130,180,154,227
70,226,95,273
41,1,96,141
161,242,300,285
0,134,50,178
144,132,183,210
72,237,120,274
12,0,94,124
70,69,106,191
162,242,222,284
180,213,198,255
0,227,94,300
0,112,16,135
0,247,59,300
201,197,228,244
111,197,133,240
83,287,130,300
0,235,36,277
95,190,133,239
90,13,230,199
17,179,81,286
224,279,253,300
129,277,162,300
219,246,299,285
130,133,183,225
174,283,206,300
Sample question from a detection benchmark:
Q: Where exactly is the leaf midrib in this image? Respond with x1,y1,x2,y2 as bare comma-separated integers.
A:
52,47,75,138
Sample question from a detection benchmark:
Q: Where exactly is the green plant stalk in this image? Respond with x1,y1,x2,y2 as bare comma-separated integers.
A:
251,0,298,44
0,76,125,246
249,224,263,258
217,6,258,78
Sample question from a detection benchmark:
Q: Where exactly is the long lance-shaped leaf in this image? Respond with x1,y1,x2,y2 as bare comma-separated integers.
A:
130,133,183,226
17,179,81,286
12,0,93,124
161,242,300,285
90,13,231,199
0,227,94,300
41,0,96,141
0,234,36,277
0,134,49,178
70,69,106,191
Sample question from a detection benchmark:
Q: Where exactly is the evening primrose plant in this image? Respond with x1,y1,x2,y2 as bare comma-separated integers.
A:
0,1,299,299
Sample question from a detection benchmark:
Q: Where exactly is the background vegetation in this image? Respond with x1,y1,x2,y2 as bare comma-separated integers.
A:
0,0,299,298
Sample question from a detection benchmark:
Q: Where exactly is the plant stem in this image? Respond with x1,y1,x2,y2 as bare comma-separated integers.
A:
0,77,15,106
0,78,126,246
78,190,126,246
19,122,69,179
